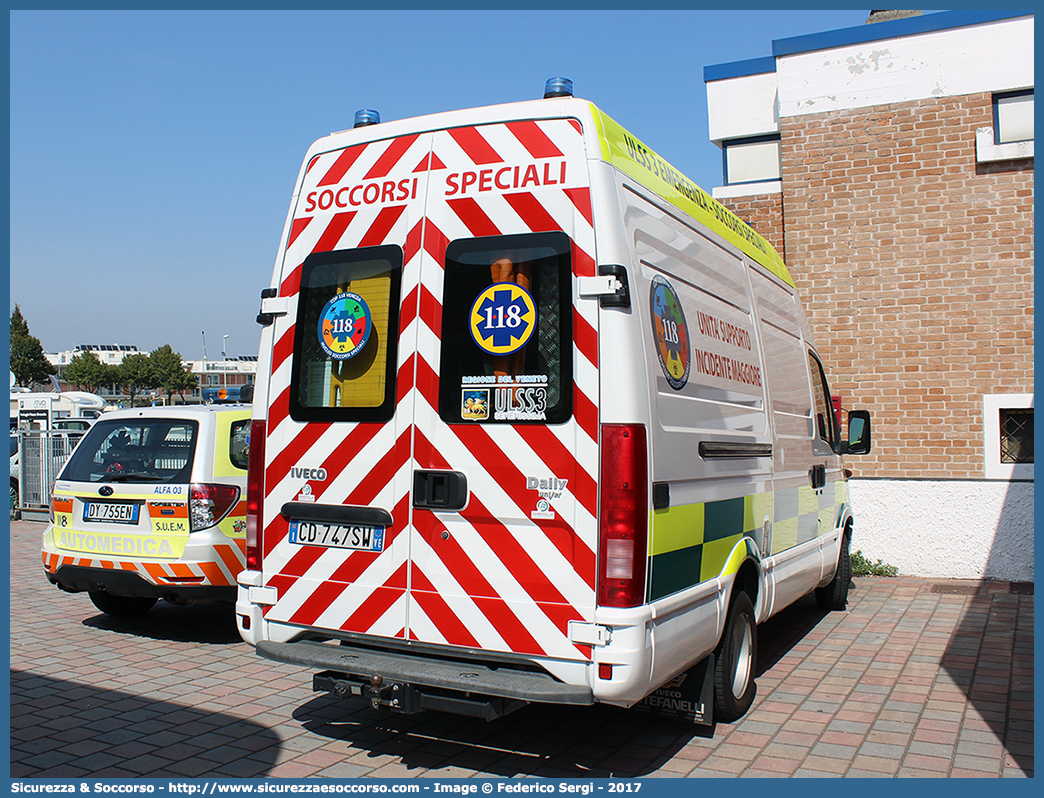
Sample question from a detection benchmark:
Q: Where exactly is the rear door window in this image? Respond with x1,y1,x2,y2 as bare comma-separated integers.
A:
60,419,199,483
438,231,573,424
290,245,403,422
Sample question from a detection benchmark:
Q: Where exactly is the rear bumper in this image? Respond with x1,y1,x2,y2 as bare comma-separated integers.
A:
257,638,593,706
47,564,236,602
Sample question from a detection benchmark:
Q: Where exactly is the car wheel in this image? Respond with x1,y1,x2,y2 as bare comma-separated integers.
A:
713,590,757,723
88,591,157,618
815,531,852,611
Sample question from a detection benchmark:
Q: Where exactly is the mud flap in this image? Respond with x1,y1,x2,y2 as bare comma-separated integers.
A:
633,654,716,732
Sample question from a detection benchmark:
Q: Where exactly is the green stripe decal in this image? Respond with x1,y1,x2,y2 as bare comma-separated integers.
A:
648,544,703,601
649,495,755,602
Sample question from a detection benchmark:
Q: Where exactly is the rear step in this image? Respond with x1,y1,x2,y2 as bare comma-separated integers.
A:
258,639,593,717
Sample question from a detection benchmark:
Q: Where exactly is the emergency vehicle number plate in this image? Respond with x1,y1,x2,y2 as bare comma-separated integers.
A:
82,502,140,524
288,520,385,552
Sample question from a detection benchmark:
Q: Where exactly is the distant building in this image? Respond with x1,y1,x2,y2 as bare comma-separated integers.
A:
46,345,257,404
704,10,1033,581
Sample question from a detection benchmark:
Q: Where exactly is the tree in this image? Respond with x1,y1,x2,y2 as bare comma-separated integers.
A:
150,345,196,405
116,353,156,407
63,351,109,394
9,305,56,388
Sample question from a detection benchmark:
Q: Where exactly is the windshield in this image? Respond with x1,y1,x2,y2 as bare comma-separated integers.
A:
60,418,199,483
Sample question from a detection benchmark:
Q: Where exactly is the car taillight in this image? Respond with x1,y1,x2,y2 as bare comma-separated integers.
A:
189,483,241,532
597,424,649,608
246,419,266,570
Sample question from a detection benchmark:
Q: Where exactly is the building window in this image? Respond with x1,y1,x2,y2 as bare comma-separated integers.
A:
723,135,781,185
984,394,1033,480
1000,408,1033,464
977,89,1034,163
995,90,1034,144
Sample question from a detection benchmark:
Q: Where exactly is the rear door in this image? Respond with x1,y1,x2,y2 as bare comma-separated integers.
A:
409,119,598,661
262,116,600,663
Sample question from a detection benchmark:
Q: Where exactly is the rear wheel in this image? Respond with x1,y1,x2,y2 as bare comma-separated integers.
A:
88,591,157,618
815,531,852,611
713,590,757,723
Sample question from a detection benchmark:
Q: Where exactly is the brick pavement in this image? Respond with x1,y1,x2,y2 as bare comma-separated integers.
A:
8,519,1033,778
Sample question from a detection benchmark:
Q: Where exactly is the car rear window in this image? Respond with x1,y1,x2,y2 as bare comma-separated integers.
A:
60,418,199,484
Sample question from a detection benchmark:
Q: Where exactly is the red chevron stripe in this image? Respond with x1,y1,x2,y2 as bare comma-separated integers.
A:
272,325,295,373
364,134,420,179
340,562,408,633
317,145,366,186
413,152,445,172
288,578,347,627
416,511,545,655
464,491,589,605
404,219,424,263
342,426,412,508
572,239,596,278
266,421,332,499
574,308,598,368
396,352,416,403
448,127,502,165
564,187,593,227
506,120,564,159
503,192,561,233
422,219,449,266
515,424,597,521
399,286,419,335
328,495,409,584
447,197,501,238
286,500,408,627
413,354,439,412
312,211,357,253
574,383,598,445
419,284,442,335
359,204,406,248
279,263,302,297
287,217,312,250
443,425,596,596
415,423,591,587
310,422,388,504
409,566,481,648
268,385,291,433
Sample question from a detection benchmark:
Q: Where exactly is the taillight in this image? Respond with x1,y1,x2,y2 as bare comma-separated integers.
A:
189,483,241,532
597,424,649,608
245,419,266,570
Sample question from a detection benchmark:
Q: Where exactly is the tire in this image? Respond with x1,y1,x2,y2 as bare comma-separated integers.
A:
815,531,852,611
713,590,757,723
88,591,157,618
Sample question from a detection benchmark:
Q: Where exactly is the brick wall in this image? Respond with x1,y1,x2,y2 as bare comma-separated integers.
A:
722,93,1034,479
722,191,785,259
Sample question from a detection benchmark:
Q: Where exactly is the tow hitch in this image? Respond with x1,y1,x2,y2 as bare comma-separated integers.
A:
313,670,527,720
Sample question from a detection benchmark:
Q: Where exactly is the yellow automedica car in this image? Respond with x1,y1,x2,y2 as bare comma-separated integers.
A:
42,404,251,617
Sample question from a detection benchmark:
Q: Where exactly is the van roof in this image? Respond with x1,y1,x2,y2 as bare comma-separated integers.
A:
307,97,793,287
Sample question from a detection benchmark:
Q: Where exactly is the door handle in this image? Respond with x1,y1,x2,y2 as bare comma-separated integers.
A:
809,464,827,490
413,470,468,511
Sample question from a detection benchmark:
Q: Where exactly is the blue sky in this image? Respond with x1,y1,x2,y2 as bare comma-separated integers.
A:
10,8,874,363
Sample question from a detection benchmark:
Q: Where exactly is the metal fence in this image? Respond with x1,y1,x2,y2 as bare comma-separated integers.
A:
14,430,85,516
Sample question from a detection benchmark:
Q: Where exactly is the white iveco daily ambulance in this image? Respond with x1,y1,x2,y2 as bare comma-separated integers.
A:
237,79,872,724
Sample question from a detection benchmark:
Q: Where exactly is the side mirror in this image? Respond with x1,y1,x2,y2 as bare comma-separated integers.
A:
843,410,871,455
